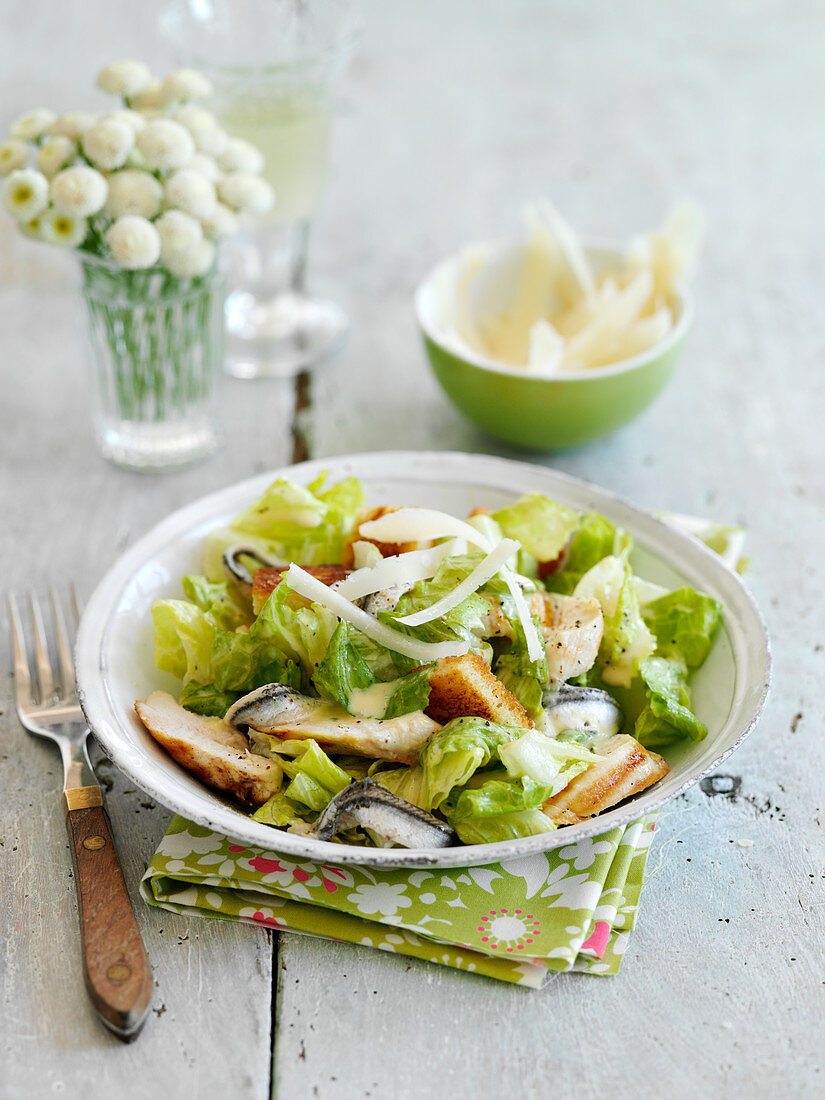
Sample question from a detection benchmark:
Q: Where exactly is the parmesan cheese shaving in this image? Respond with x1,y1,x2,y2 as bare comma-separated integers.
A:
284,564,470,662
334,538,466,601
357,505,543,661
359,508,493,552
395,539,520,627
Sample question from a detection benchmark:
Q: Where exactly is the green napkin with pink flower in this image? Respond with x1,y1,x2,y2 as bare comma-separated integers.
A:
140,813,657,987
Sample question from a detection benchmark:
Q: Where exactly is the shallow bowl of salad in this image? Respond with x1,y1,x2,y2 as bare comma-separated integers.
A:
75,451,770,868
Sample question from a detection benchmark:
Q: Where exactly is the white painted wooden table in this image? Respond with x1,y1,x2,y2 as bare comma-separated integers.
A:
1,2,823,1097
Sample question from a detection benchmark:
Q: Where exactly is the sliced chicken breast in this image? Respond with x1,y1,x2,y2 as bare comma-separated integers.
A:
543,733,669,822
135,691,282,807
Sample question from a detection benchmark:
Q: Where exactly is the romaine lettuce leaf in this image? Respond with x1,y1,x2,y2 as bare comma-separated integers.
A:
419,717,518,810
574,556,655,687
634,656,707,746
179,681,240,717
371,764,426,807
152,598,300,693
643,587,722,668
493,613,549,718
269,739,352,811
493,493,579,562
252,581,338,682
499,728,592,793
449,774,551,819
182,575,252,631
313,621,376,709
202,474,366,578
384,664,433,719
252,790,311,827
544,511,633,594
451,809,557,844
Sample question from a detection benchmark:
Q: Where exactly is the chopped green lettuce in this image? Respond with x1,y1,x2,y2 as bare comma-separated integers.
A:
271,739,352,812
418,717,518,810
202,473,366,579
253,581,338,682
313,621,376,709
152,598,300,694
634,656,707,746
384,664,434,719
451,809,557,845
643,587,722,668
493,614,549,719
252,790,311,828
179,681,240,717
544,512,633,595
182,575,252,631
449,774,552,819
371,764,426,807
574,556,655,687
493,493,579,562
499,728,593,793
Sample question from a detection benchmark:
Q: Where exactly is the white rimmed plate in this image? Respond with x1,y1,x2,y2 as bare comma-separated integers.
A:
75,451,771,868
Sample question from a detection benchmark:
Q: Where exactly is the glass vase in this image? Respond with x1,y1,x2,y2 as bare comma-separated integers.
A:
78,254,226,472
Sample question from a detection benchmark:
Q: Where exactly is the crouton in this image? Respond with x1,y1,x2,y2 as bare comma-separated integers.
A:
425,653,533,728
252,564,352,615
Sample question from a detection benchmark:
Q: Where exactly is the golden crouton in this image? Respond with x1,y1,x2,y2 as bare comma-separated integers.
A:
425,653,533,728
252,564,352,614
342,506,436,566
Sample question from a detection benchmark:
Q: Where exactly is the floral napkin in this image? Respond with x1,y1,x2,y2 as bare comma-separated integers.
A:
140,814,657,987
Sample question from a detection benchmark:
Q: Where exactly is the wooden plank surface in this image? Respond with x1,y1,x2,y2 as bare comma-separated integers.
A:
1,1,823,1098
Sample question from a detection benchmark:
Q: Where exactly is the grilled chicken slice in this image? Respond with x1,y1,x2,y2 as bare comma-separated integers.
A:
535,593,604,681
542,733,669,822
135,691,282,807
425,653,533,728
252,563,352,615
226,684,441,765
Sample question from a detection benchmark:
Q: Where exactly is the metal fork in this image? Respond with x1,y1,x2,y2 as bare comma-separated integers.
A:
8,589,152,1042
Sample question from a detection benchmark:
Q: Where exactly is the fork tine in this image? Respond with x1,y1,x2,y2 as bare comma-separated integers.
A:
8,593,33,707
51,587,76,698
29,589,55,702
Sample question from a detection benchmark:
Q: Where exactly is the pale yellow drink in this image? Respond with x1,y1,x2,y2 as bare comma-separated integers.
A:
218,87,333,223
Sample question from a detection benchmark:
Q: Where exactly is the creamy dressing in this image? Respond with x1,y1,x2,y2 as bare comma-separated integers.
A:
348,680,402,719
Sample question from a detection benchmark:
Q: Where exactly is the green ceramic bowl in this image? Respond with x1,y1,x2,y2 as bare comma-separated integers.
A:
416,241,692,450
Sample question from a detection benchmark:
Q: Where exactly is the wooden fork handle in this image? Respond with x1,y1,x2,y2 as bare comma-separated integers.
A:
63,788,153,1042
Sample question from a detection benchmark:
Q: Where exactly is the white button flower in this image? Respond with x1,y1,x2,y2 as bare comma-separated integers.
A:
82,118,135,171
202,201,238,240
96,60,152,99
155,209,203,261
106,215,161,269
103,108,147,134
219,138,265,176
36,136,76,178
136,119,195,171
49,111,97,140
1,168,49,221
217,173,274,216
162,69,213,102
163,238,215,278
50,165,108,217
104,169,163,219
10,108,58,142
39,208,88,248
174,105,228,157
0,139,28,176
164,168,217,220
188,153,221,182
130,79,167,112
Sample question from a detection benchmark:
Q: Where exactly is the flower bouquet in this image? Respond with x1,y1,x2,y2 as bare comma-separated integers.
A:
1,61,274,470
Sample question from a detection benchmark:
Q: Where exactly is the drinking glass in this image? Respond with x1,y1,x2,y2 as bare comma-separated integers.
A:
161,0,357,378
